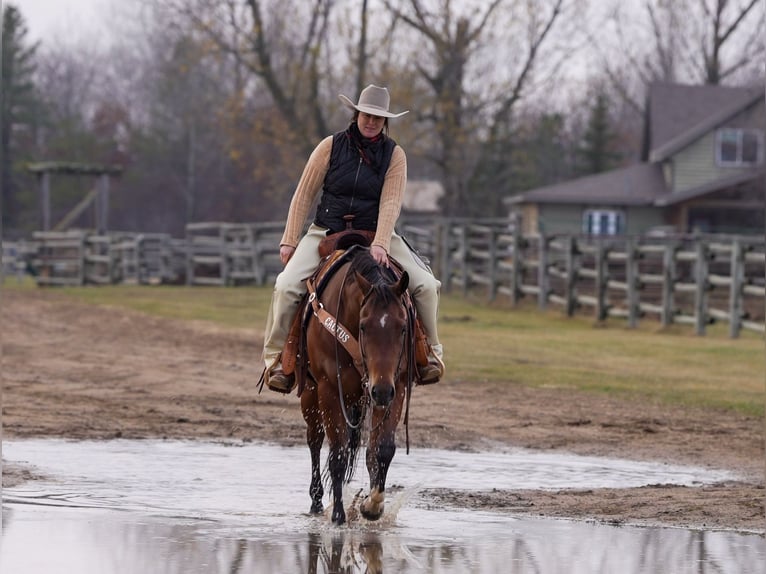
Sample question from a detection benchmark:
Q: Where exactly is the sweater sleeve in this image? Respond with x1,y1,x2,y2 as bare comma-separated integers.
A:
280,136,333,247
371,145,407,253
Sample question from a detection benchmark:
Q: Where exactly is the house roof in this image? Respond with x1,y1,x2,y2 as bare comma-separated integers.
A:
654,168,765,206
505,163,667,206
646,82,763,162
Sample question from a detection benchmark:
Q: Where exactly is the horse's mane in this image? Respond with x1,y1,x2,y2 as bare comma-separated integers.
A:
348,248,400,305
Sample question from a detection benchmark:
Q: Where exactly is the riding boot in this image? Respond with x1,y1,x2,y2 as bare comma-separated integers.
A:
418,345,444,385
266,367,295,394
266,365,296,394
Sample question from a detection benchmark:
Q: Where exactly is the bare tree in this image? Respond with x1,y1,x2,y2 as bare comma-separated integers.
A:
595,0,765,114
385,0,578,216
156,0,345,156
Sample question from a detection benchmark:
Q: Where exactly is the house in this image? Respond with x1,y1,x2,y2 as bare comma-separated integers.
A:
402,179,444,214
505,82,765,236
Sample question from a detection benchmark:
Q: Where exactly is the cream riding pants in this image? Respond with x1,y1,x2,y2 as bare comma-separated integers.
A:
262,224,442,370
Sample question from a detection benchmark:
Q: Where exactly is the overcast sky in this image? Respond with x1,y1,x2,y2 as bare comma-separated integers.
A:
15,0,108,42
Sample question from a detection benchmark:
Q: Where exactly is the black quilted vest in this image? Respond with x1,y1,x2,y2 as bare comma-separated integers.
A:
314,127,397,233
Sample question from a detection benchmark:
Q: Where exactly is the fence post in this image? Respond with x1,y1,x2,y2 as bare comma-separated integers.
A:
488,226,498,301
661,243,676,327
510,217,523,306
460,223,470,297
538,234,549,310
729,239,744,338
596,241,609,321
563,236,578,316
185,228,193,286
694,240,710,335
219,225,228,286
440,221,452,294
625,238,639,329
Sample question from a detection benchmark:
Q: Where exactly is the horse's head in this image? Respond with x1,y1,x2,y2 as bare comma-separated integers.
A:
354,264,409,408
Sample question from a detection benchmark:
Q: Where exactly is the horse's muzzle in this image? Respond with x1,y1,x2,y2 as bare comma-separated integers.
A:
370,381,395,407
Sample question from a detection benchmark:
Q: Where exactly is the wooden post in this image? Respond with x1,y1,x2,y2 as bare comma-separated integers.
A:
185,225,193,286
626,238,639,329
563,236,577,317
694,240,709,336
440,221,452,294
488,226,498,301
538,234,549,310
729,240,744,339
661,243,676,327
95,174,110,234
460,223,469,297
595,241,608,321
220,224,230,286
510,215,523,305
40,171,51,231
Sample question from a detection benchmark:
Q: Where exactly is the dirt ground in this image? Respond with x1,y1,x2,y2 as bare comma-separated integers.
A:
2,289,764,534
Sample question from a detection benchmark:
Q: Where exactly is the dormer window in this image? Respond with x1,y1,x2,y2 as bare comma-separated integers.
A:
716,128,763,166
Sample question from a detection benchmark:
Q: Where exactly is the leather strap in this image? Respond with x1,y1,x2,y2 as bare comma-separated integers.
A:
306,276,365,375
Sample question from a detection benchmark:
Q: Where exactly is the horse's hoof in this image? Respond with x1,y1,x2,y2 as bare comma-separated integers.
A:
360,504,384,521
310,502,323,515
331,509,346,525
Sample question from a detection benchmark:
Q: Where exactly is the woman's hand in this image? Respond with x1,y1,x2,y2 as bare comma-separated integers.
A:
370,245,389,266
280,245,296,266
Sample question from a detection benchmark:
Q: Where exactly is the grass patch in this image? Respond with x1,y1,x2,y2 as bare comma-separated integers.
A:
10,282,764,417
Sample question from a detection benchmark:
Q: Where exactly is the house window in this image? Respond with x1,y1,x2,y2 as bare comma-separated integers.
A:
583,210,624,236
716,128,763,166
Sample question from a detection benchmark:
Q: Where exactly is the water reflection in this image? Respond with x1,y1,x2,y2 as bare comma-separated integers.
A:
1,439,763,573
1,503,764,573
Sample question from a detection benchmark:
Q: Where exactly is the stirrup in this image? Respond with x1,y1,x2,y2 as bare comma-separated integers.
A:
266,367,296,394
418,355,444,385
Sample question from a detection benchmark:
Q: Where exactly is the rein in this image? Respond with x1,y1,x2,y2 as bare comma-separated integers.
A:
306,274,365,376
332,265,368,431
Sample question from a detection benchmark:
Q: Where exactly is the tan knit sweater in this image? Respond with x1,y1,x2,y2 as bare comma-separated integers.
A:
280,135,407,253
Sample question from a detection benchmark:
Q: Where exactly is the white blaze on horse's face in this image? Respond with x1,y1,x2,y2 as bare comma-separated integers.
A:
379,313,388,329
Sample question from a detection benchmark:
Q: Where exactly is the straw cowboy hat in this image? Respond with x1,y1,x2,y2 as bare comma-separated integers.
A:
338,84,409,118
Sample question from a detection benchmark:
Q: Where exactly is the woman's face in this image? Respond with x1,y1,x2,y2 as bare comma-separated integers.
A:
357,112,385,138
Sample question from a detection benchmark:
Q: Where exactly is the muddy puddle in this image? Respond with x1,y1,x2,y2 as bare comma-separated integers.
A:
1,439,763,573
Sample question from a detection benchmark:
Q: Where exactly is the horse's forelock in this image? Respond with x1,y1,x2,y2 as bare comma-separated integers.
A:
350,250,399,305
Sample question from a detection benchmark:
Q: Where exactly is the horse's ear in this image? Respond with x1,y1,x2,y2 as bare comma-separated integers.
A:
355,271,372,295
394,271,409,297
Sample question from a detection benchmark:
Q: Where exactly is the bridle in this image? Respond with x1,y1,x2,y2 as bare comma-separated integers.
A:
330,264,411,435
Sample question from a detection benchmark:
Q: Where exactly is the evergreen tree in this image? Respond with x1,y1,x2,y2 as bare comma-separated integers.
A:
1,4,39,230
576,91,621,176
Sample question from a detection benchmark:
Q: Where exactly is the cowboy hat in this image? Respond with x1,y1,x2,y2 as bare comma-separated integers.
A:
338,84,409,118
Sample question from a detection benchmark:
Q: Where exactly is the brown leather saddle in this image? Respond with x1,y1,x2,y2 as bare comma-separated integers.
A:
280,230,430,396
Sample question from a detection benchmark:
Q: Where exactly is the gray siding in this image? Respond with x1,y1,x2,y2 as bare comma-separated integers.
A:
538,204,664,235
672,100,765,193
625,207,664,234
538,205,584,234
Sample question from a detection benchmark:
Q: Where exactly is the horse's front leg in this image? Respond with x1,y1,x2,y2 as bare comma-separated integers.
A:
301,386,324,515
361,391,405,521
319,386,352,525
327,436,350,525
360,429,393,520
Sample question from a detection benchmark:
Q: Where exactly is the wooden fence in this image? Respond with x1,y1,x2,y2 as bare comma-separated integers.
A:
3,217,763,337
396,217,765,338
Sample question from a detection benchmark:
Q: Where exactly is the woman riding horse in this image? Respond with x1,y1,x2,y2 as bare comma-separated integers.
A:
261,84,444,394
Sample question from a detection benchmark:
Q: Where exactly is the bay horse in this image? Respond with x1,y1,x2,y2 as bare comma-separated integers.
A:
300,246,414,525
